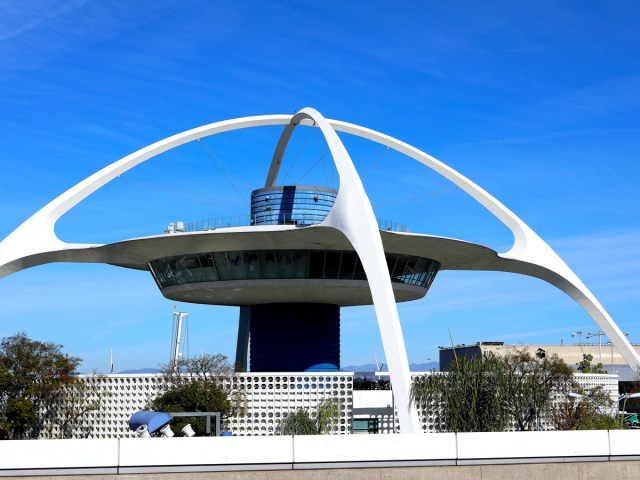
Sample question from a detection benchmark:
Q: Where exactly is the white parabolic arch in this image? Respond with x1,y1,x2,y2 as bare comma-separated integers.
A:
1,108,638,433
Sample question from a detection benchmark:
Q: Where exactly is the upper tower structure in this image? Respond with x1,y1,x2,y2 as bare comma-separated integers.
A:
1,107,638,434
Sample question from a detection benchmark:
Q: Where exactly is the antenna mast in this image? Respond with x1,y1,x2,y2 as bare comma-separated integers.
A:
170,311,189,371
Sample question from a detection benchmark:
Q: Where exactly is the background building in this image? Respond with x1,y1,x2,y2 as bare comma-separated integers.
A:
439,341,640,381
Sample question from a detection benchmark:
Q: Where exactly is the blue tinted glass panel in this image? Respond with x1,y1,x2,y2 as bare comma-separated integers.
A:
308,251,325,278
226,251,245,280
291,250,307,278
324,251,341,279
198,253,218,282
276,250,293,278
259,251,277,279
150,251,440,290
242,251,261,279
339,252,356,280
213,252,231,280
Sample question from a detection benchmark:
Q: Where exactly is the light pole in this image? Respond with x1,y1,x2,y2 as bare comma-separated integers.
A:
608,341,614,372
585,331,605,365
568,391,640,419
570,331,586,344
567,392,605,415
606,333,629,372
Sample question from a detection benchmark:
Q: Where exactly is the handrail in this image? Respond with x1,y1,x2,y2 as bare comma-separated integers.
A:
165,215,409,233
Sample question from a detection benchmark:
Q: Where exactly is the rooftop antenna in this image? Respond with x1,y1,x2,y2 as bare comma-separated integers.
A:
170,308,189,372
373,349,384,372
110,348,114,374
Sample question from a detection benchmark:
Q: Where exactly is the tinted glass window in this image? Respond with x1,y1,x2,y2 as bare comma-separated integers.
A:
198,253,218,282
324,251,341,279
339,252,357,280
291,250,308,278
243,251,260,279
149,251,440,289
308,250,325,278
259,251,277,279
213,252,231,280
276,250,293,278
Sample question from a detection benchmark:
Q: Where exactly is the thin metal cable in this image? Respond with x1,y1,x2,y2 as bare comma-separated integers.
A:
315,127,331,188
293,149,330,185
282,125,313,185
117,175,234,208
376,186,460,208
362,145,390,179
197,139,250,207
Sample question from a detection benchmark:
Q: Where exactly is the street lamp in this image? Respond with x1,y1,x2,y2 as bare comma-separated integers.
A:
568,391,640,419
571,331,586,344
567,392,604,414
585,331,605,365
617,392,640,409
606,333,629,372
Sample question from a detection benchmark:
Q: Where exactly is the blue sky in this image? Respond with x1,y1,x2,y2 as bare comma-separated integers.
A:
0,0,638,373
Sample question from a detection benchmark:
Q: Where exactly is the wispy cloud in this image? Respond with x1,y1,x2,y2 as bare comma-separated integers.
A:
0,1,186,78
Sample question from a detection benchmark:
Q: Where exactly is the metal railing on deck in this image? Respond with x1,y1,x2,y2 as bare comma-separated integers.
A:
166,214,409,233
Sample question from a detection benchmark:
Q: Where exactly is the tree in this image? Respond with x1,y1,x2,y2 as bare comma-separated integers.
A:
411,353,511,433
501,349,574,430
275,398,340,435
51,373,108,439
577,354,608,374
0,332,83,439
147,354,242,436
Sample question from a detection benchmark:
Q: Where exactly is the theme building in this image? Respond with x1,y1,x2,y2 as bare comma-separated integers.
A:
1,107,638,433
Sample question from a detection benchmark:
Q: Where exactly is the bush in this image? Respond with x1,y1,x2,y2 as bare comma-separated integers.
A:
411,349,574,432
275,409,319,435
148,381,231,435
147,354,242,436
275,398,340,435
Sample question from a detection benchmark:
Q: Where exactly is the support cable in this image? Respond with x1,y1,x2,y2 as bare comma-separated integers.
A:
315,126,331,188
376,186,460,208
117,175,233,208
197,139,250,208
362,145,390,180
282,124,313,185
293,148,330,185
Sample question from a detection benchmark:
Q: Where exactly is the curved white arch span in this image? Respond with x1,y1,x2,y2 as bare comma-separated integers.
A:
1,108,638,431
0,114,291,276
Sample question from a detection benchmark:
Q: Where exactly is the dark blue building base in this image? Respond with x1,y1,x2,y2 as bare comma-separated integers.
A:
249,303,340,372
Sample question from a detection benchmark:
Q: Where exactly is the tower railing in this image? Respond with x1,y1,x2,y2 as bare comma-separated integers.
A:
169,214,409,233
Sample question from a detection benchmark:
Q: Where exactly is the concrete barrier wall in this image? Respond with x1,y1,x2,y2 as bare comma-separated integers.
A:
456,430,611,464
0,431,638,476
293,433,457,468
0,439,119,476
119,436,294,474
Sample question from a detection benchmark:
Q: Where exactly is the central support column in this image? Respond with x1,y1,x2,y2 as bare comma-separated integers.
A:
249,303,340,372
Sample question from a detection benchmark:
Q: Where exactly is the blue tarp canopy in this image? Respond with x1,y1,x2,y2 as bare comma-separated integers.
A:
129,411,172,434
